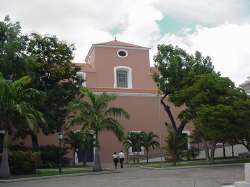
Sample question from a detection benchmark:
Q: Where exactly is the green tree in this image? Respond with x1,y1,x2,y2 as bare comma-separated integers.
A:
67,88,129,171
25,33,82,148
141,132,160,163
0,74,44,177
0,16,82,149
0,16,35,80
164,127,187,165
196,105,235,162
180,73,246,161
123,132,144,163
232,98,250,151
154,45,214,135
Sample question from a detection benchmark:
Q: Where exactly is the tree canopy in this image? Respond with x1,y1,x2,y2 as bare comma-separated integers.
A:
154,44,215,133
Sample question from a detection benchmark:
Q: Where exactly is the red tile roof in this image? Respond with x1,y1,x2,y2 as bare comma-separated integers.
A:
76,63,95,72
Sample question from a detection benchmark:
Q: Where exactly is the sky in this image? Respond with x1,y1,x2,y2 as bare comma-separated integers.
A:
1,0,250,85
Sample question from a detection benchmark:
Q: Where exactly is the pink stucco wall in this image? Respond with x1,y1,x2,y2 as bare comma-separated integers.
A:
82,43,157,91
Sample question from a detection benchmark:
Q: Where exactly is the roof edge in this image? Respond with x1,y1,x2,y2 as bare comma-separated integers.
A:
84,42,150,62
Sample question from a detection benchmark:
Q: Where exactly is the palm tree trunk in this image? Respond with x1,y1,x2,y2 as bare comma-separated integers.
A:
0,131,10,177
126,149,129,164
83,151,87,167
73,148,76,166
31,133,39,150
93,133,102,171
146,149,149,163
231,144,234,157
93,146,102,171
222,142,226,158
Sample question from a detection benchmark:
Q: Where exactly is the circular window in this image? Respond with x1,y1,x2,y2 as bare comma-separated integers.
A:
117,49,128,58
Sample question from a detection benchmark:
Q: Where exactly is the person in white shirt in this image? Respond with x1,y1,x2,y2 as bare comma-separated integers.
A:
118,150,125,168
112,152,118,169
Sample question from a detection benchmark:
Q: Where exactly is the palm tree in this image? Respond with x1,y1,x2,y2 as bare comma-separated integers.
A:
65,130,83,166
67,88,129,171
123,132,143,163
0,74,45,177
141,132,160,163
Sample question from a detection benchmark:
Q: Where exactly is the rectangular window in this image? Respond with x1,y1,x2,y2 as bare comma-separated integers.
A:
117,70,128,88
76,72,86,87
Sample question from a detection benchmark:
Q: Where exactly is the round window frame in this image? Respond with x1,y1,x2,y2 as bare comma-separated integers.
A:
117,49,128,58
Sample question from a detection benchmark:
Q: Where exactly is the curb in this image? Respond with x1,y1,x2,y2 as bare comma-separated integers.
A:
140,163,244,170
0,170,120,183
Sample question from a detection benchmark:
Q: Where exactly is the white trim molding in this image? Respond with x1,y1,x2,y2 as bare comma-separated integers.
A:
114,66,132,89
117,49,128,58
182,130,191,150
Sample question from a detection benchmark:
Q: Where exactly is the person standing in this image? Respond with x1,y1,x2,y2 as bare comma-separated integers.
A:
119,150,125,168
112,152,118,169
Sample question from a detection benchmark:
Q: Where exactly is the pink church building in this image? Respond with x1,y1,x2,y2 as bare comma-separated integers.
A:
20,39,189,163
77,40,186,162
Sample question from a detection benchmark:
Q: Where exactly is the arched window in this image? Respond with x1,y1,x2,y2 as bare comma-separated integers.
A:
114,66,132,88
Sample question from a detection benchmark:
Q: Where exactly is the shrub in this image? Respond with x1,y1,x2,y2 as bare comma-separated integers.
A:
39,145,69,168
9,151,41,175
164,128,187,164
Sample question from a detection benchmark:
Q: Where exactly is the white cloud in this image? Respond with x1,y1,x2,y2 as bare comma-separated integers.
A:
154,0,250,26
117,0,162,47
1,0,250,84
0,0,162,63
158,24,250,85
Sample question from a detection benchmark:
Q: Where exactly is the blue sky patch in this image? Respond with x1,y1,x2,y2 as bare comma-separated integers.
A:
158,16,198,35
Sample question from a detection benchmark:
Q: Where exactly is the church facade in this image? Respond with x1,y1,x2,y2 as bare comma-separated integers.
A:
77,40,186,162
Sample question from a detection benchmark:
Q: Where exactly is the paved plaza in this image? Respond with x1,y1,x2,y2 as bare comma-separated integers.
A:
1,165,244,187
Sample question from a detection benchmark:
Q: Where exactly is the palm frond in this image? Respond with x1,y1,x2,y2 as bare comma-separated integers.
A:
105,107,130,119
101,118,124,141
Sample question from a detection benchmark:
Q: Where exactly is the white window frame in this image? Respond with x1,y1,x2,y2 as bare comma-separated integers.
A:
76,71,86,87
114,66,132,89
182,130,191,150
117,49,128,58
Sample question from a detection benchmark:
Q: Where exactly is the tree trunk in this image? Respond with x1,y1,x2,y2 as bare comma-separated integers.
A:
31,133,39,150
146,149,149,163
209,141,216,163
222,142,226,158
93,146,102,171
0,131,10,177
201,137,210,161
83,150,87,167
241,141,250,152
161,94,187,134
231,144,234,157
126,149,129,164
73,148,76,166
93,133,102,172
137,152,140,164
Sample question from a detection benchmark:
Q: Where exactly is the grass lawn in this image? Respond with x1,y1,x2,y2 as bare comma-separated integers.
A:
0,166,93,180
143,158,250,168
